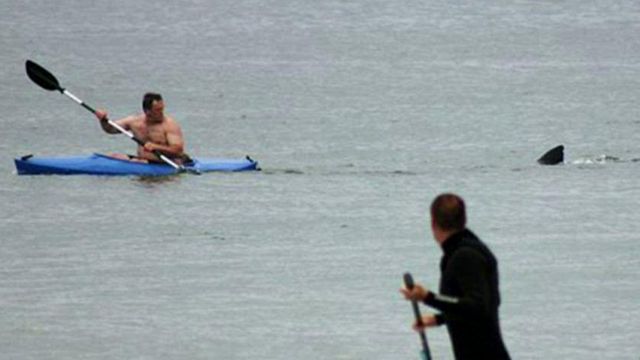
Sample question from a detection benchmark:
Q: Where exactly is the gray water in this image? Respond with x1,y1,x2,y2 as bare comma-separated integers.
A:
1,1,639,359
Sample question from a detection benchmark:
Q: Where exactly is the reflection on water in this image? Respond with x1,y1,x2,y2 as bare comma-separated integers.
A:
132,174,185,187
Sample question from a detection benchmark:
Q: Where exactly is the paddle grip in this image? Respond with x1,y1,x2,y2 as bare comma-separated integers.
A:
404,272,415,289
404,273,423,325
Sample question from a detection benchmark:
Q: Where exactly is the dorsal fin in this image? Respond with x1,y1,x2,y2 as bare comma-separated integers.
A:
538,145,564,165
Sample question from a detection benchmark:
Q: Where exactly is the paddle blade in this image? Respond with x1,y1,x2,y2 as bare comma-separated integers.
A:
26,60,62,92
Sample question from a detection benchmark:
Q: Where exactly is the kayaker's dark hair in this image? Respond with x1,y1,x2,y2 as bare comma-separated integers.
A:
431,193,466,231
142,93,163,112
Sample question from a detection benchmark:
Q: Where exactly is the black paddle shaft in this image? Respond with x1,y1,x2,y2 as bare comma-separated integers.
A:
404,272,432,360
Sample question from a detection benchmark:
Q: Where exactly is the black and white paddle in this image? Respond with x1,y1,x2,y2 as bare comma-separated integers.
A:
25,59,194,174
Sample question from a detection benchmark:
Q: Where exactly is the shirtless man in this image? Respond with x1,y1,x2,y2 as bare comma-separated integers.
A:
94,93,188,164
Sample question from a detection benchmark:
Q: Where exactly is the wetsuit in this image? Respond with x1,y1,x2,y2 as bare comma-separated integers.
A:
424,229,511,360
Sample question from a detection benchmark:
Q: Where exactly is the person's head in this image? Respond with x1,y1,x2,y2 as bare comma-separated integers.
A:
142,93,164,122
430,193,466,244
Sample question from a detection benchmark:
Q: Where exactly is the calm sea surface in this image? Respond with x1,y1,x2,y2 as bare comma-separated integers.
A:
1,1,639,359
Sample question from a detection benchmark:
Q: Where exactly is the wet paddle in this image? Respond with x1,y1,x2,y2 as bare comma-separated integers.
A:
404,272,432,360
25,60,193,174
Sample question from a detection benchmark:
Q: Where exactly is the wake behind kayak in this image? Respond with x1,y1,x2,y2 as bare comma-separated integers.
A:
14,153,259,176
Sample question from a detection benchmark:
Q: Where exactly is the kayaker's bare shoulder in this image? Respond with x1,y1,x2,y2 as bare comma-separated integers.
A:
121,113,149,136
163,115,181,131
162,115,185,152
125,113,147,126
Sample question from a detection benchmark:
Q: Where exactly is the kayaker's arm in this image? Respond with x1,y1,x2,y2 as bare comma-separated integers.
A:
95,109,133,134
143,140,183,158
401,283,446,327
141,117,185,160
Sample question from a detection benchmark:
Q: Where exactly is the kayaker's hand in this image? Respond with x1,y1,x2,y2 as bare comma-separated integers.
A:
400,283,429,302
413,313,438,332
95,109,108,121
143,142,157,152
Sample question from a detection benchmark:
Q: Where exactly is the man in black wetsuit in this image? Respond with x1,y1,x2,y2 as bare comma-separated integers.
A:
401,193,511,360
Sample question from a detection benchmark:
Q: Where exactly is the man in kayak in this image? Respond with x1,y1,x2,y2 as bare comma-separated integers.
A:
94,92,189,164
400,193,511,360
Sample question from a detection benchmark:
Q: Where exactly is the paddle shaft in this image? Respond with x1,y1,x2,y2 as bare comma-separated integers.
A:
404,272,433,360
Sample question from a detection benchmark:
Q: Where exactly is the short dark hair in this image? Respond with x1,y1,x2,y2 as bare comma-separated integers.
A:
142,93,163,112
430,193,466,231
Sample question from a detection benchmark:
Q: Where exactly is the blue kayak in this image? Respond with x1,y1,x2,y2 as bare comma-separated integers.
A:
14,153,259,176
